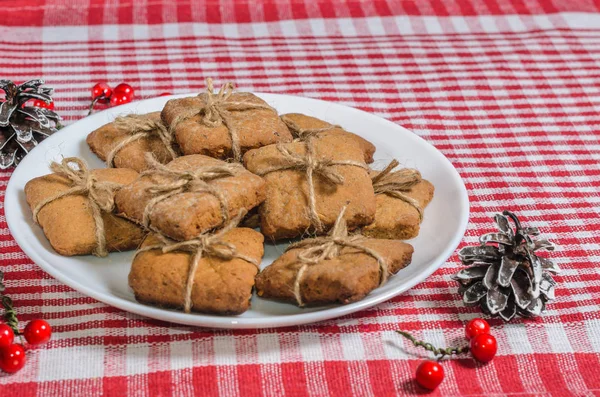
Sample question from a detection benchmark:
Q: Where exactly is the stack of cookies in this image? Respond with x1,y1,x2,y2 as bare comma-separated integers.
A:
24,79,435,315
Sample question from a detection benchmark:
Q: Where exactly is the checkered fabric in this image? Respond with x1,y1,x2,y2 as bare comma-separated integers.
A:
1,1,600,396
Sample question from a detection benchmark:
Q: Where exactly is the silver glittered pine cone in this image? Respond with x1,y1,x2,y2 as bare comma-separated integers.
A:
0,79,62,169
453,210,560,321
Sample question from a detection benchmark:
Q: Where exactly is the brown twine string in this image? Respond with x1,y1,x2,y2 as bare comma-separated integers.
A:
253,137,368,232
140,154,244,230
167,78,276,162
106,114,178,168
371,159,424,222
280,114,341,139
286,207,389,306
32,157,122,257
135,210,259,313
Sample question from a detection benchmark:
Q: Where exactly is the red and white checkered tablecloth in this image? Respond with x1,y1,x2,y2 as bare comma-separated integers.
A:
1,0,600,396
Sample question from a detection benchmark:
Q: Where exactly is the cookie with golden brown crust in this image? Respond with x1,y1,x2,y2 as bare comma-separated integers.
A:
256,239,413,306
243,134,376,240
281,113,376,163
162,93,292,159
86,112,176,172
115,154,266,241
130,228,264,315
363,179,434,240
25,168,145,256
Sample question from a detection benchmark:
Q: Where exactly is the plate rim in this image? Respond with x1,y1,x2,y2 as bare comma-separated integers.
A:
4,92,469,329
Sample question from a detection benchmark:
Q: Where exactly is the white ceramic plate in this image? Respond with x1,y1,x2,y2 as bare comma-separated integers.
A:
5,93,469,329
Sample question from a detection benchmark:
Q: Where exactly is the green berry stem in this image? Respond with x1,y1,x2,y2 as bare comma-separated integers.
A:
0,271,24,344
1,296,20,336
396,331,469,359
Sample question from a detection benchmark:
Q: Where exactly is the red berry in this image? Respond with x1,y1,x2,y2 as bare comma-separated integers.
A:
470,333,497,363
92,83,112,103
465,318,490,340
112,83,134,104
23,319,52,346
109,94,127,107
415,360,444,390
32,99,55,110
0,344,26,373
159,92,172,96
0,325,14,348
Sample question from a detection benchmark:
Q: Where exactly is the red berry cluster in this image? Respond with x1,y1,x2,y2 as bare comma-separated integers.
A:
0,320,52,374
88,82,135,115
399,318,498,391
465,318,497,363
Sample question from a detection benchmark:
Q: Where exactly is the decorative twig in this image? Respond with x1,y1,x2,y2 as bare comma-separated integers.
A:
2,296,19,336
0,271,24,343
87,94,111,116
396,331,469,359
87,97,101,116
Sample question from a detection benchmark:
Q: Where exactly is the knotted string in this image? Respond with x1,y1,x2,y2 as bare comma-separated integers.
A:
253,137,367,232
135,210,259,313
371,159,424,221
140,154,244,230
106,114,178,168
32,157,122,257
168,78,276,162
280,114,340,139
286,207,389,306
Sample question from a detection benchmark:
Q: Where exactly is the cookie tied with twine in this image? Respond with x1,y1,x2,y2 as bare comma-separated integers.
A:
133,209,261,314
139,154,244,232
115,153,267,242
286,207,389,306
252,137,368,233
165,78,279,162
280,114,339,139
106,113,178,168
279,113,376,163
370,159,424,221
31,157,123,257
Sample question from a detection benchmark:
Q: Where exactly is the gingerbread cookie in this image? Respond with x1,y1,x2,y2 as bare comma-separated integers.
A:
162,79,292,161
256,208,414,306
115,154,266,241
87,112,178,172
244,134,376,240
25,157,145,256
280,113,376,163
363,160,434,240
130,213,264,315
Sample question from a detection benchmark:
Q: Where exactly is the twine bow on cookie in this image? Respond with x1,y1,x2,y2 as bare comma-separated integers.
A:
136,210,259,313
280,114,340,139
371,159,424,221
286,207,389,307
254,137,367,232
32,157,122,257
140,154,244,230
168,78,276,162
106,114,178,168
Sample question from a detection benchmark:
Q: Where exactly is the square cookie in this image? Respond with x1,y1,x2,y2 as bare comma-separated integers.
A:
162,84,292,161
243,134,376,240
363,163,434,239
281,113,376,163
363,180,434,240
115,154,266,241
87,112,177,172
25,163,145,256
256,237,413,306
130,227,264,315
